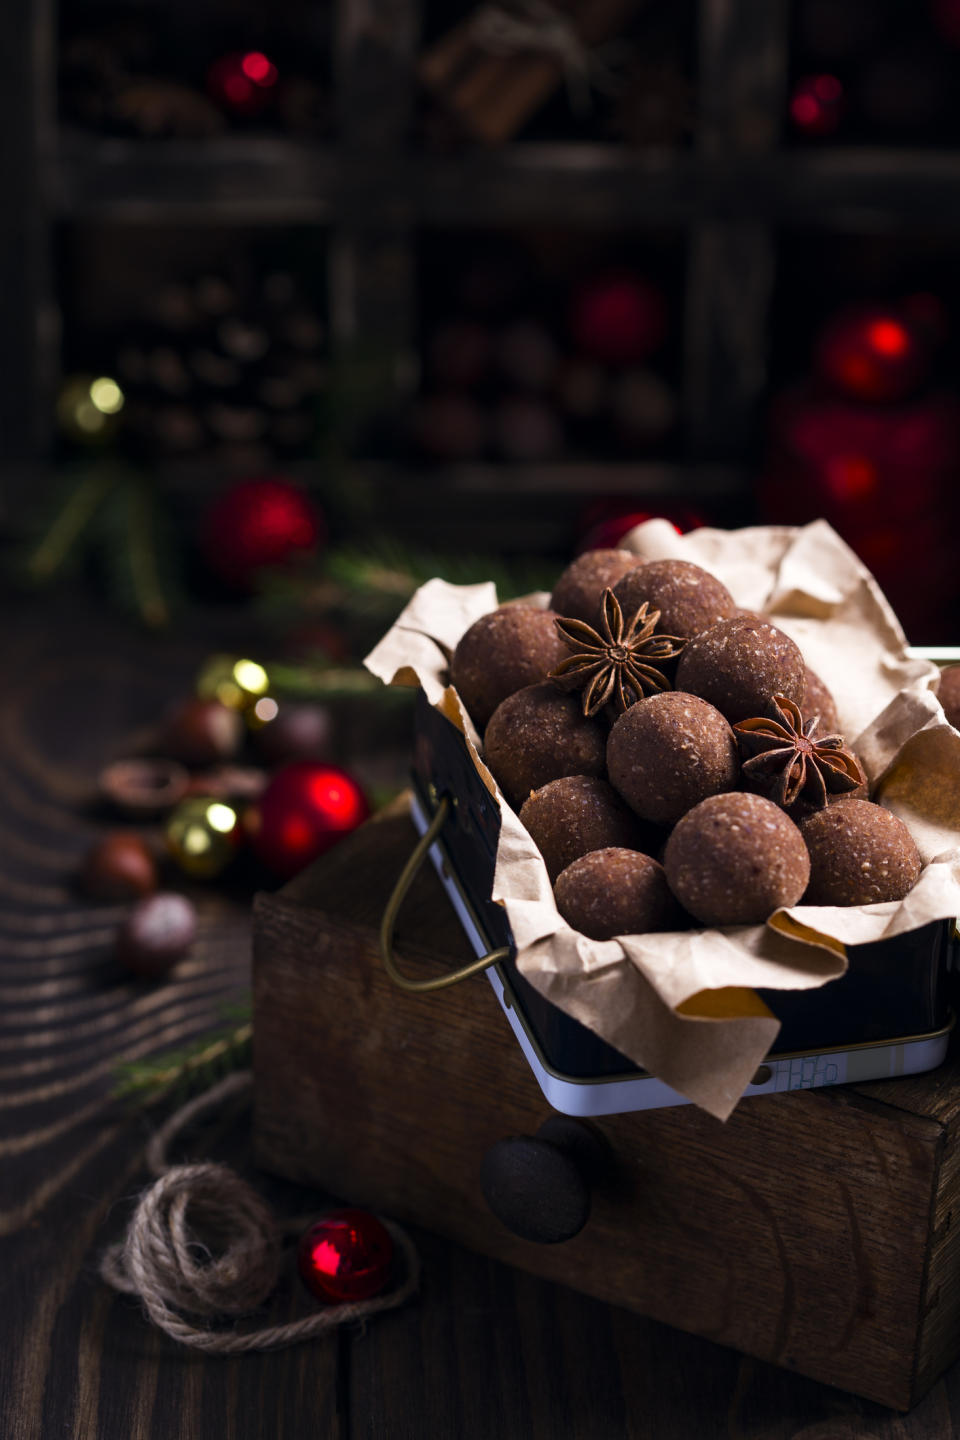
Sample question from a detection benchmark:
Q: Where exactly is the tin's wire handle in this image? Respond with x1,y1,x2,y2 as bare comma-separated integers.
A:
380,795,511,992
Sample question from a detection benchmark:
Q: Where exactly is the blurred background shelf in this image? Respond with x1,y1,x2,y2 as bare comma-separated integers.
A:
6,0,960,638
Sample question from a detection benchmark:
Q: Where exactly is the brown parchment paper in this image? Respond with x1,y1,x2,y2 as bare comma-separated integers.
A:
365,520,960,1119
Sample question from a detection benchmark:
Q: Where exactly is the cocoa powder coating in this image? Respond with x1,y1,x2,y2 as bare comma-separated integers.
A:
611,559,737,640
800,798,922,905
550,549,644,625
664,792,810,926
450,605,569,731
519,776,647,882
675,614,806,724
484,683,606,809
937,664,960,731
555,847,680,939
801,666,841,735
607,691,739,826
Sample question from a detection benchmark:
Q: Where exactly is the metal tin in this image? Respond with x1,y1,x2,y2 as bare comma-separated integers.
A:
410,690,958,1111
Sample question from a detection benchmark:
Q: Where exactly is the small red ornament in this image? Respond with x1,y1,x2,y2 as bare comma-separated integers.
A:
207,51,279,118
576,501,706,554
789,74,844,137
200,477,324,590
569,272,667,367
246,761,370,879
814,306,931,404
297,1209,393,1303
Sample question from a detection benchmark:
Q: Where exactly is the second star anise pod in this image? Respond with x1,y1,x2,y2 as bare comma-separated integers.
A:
734,692,867,813
550,587,686,717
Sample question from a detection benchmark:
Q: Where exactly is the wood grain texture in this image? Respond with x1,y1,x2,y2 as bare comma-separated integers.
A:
5,600,960,1438
254,800,960,1411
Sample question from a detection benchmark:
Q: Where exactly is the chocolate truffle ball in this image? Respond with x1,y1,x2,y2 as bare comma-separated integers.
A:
611,559,737,641
937,664,960,731
801,667,841,735
675,614,806,724
519,776,646,882
484,683,606,809
664,792,810,927
550,549,643,624
607,692,739,826
450,606,568,731
555,848,680,939
801,798,922,906
116,892,198,977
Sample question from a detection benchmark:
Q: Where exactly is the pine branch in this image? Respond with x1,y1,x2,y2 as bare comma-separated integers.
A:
114,1008,253,1107
267,658,409,700
125,478,171,628
26,466,120,582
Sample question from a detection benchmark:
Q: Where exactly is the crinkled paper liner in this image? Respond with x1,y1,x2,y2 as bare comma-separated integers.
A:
365,520,960,1119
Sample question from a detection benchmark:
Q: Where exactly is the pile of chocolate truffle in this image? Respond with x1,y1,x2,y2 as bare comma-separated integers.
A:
449,549,928,939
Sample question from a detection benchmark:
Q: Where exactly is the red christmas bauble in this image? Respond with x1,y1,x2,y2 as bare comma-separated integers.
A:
246,761,370,878
761,384,960,637
814,306,931,404
576,501,706,554
200,477,324,590
570,273,667,367
789,74,844,137
207,51,279,118
298,1209,393,1303
932,0,960,46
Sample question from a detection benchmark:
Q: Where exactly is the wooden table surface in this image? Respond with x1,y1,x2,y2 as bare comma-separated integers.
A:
5,595,960,1440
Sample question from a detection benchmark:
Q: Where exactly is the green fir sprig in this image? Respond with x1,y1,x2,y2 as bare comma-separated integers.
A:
114,1000,252,1107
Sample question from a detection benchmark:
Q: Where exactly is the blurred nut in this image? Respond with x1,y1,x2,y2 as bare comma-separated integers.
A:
254,702,334,764
79,832,158,901
159,698,244,766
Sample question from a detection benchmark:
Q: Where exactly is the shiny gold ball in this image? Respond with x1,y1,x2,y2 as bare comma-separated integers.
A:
56,374,125,446
196,654,271,712
165,795,239,878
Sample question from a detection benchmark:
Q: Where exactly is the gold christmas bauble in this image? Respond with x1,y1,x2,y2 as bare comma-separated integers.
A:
165,795,239,878
196,654,271,712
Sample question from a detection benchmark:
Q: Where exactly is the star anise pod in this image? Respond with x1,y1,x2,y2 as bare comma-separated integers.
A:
734,693,866,812
550,587,686,717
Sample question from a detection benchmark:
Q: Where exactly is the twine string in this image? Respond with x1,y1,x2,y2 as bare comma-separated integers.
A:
100,1071,420,1353
470,0,628,112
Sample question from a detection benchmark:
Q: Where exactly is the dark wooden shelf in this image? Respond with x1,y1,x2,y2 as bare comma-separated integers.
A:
51,135,960,229
53,131,341,222
351,459,741,497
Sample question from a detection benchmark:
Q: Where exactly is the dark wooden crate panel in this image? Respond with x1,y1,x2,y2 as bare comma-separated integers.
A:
253,799,960,1411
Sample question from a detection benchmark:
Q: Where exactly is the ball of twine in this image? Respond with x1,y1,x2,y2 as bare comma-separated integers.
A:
100,1072,419,1354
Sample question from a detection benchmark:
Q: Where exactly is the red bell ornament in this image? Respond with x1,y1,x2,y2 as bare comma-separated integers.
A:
814,306,931,404
569,272,667,366
298,1209,394,1303
200,476,324,590
247,761,370,879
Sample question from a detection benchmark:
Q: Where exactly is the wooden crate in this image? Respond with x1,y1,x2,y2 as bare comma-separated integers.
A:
252,797,960,1412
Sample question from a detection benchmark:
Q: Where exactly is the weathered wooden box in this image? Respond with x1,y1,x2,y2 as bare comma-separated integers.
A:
252,798,960,1412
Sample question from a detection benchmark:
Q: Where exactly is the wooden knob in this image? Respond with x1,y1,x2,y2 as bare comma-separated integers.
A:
480,1117,609,1244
